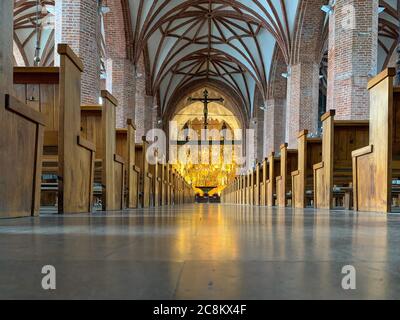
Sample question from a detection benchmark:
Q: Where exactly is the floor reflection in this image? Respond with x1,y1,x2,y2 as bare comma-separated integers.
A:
0,204,399,299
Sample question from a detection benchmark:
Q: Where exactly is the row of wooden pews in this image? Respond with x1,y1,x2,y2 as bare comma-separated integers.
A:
1,44,194,218
222,68,400,213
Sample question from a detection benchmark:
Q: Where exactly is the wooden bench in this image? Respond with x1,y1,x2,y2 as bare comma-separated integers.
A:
253,163,261,206
259,159,268,206
291,130,322,208
116,119,140,209
0,93,45,218
13,44,96,214
313,110,369,209
166,163,172,205
266,152,281,206
276,144,298,207
135,138,153,208
80,91,125,211
149,151,162,207
352,68,400,213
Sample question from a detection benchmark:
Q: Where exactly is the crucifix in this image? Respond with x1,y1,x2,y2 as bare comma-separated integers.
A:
188,89,224,130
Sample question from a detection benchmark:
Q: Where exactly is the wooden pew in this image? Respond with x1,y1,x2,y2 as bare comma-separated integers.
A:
291,130,322,208
276,144,298,207
253,163,260,206
247,170,253,205
135,138,153,207
240,175,245,205
80,90,124,211
160,158,167,206
13,44,96,214
116,119,140,209
352,68,400,213
166,163,172,205
313,110,369,209
260,159,268,206
266,152,281,206
1,93,45,218
149,151,163,207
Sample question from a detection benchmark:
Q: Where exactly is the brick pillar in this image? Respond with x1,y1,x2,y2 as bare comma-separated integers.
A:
284,0,326,148
104,0,135,128
286,62,320,147
327,0,378,119
0,0,13,95
106,59,135,127
55,0,101,104
264,99,285,156
135,94,154,142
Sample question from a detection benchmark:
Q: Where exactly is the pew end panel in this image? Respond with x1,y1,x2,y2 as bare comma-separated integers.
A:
58,44,95,214
0,94,45,218
352,69,396,212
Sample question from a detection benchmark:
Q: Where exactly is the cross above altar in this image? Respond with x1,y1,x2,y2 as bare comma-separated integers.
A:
188,89,224,130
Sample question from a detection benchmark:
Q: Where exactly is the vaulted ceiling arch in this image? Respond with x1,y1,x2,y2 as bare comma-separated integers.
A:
129,0,300,117
378,0,400,70
13,0,55,66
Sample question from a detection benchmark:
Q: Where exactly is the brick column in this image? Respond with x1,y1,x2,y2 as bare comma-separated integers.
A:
0,0,13,95
135,94,154,142
265,48,288,156
104,0,135,128
327,0,378,119
55,0,101,104
264,99,286,156
106,59,135,127
286,62,320,147
284,0,326,148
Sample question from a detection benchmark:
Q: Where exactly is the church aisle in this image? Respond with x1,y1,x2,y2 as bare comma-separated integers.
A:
0,204,399,300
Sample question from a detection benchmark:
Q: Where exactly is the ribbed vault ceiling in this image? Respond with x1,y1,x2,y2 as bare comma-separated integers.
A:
379,0,400,70
129,0,300,115
13,0,55,66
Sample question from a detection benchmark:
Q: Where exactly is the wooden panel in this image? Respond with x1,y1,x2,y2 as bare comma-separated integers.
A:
0,94,44,218
277,144,298,207
135,138,151,207
292,131,322,208
352,68,396,212
80,91,123,211
266,152,280,206
116,119,139,209
254,163,260,206
314,111,369,209
58,44,95,214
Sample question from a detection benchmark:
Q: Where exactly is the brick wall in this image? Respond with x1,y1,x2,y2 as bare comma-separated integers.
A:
55,0,101,105
327,0,378,120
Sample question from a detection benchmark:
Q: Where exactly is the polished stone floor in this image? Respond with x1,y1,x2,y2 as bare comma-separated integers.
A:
0,204,400,299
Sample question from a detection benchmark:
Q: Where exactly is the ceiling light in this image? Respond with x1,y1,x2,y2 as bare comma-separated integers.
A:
319,74,324,79
378,7,385,14
281,72,290,79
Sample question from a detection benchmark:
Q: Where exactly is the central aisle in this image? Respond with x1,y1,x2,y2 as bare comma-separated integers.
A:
0,204,399,299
